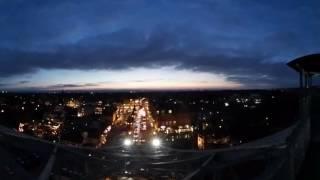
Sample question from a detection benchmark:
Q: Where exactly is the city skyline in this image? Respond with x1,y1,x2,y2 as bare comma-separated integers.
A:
0,0,319,91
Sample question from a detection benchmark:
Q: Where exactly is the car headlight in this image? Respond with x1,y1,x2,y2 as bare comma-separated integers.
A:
123,138,132,147
151,138,161,147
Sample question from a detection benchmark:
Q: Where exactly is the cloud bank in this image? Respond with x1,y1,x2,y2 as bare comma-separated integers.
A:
0,0,319,89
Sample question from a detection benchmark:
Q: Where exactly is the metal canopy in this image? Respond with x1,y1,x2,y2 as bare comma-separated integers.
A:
287,54,320,88
287,54,320,74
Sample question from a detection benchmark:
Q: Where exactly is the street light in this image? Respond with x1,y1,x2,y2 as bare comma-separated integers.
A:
151,138,161,148
123,138,132,147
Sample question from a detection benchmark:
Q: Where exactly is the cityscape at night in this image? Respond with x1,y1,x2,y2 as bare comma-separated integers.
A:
0,91,299,148
0,89,313,179
0,0,320,179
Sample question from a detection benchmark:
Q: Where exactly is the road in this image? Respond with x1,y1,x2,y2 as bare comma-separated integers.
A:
112,98,157,145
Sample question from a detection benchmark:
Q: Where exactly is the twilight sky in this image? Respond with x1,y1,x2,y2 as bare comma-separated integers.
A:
0,0,319,91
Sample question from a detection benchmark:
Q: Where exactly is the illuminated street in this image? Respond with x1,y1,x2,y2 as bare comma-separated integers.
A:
112,98,157,146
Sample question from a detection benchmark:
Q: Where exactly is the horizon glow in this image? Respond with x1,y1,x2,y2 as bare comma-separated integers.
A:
1,66,242,91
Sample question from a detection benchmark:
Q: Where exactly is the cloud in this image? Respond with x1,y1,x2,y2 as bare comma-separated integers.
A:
0,27,314,88
45,83,99,89
0,80,30,88
0,83,10,88
18,80,30,84
0,0,319,89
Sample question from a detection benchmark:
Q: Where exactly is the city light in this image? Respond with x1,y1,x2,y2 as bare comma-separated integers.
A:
151,138,161,148
123,138,132,147
18,123,24,132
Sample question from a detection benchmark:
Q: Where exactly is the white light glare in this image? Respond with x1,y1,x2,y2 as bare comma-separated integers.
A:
151,138,161,147
123,138,132,146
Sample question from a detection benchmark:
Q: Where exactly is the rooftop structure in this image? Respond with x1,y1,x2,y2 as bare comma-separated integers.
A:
287,54,320,88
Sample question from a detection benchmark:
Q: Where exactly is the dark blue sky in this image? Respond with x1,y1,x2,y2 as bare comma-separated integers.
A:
0,0,319,90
